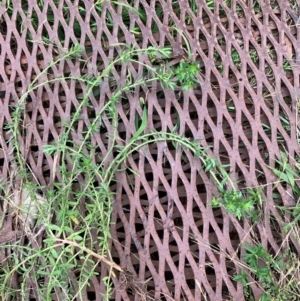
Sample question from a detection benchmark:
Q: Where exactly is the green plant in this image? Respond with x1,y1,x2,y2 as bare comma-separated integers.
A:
231,48,241,67
234,243,300,301
283,59,293,71
269,152,300,198
206,0,231,14
0,40,215,300
232,146,300,301
211,187,264,221
249,48,259,63
252,0,262,13
174,60,201,91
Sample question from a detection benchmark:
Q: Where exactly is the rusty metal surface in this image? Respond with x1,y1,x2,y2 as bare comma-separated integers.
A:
1,0,300,300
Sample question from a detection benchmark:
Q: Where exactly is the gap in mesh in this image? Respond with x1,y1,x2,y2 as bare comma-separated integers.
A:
21,62,28,74
248,42,260,66
196,180,206,194
115,215,126,237
172,207,184,230
147,145,158,165
119,5,133,28
220,14,229,29
247,71,258,93
30,144,39,153
188,98,199,124
149,246,160,270
276,128,285,147
14,76,23,92
225,254,237,280
209,223,220,261
86,291,96,301
235,1,246,18
36,55,46,75
265,240,280,262
156,90,166,104
222,284,232,300
256,147,268,178
41,24,52,46
130,19,143,39
216,25,226,48
169,104,180,131
130,244,139,271
203,120,214,145
287,10,298,27
84,41,94,59
150,17,161,35
266,38,277,63
192,196,204,231
279,113,291,137
236,163,248,188
230,45,242,69
288,235,300,258
180,123,193,140
151,105,163,132
244,73,256,97
226,98,237,122
213,49,224,75
180,288,194,301
159,162,171,190
125,172,136,194
135,218,145,241
211,206,224,224
169,241,179,267
185,261,196,291
280,79,293,104
86,14,99,38
201,10,212,35
205,253,217,289
0,17,8,35
199,30,208,52
271,187,284,207
261,84,274,110
260,111,271,140
281,94,293,107
269,17,280,44
224,121,234,148
270,213,283,244
54,21,66,43
186,11,196,30
164,261,176,292
241,111,253,142
206,97,218,127
157,180,168,201
14,11,23,34
219,141,230,167
4,60,12,81
254,158,267,185
175,94,185,116
157,295,168,301
229,225,241,255
144,168,154,190
172,1,182,18
155,225,165,243
263,62,275,88
271,0,281,10
251,0,263,14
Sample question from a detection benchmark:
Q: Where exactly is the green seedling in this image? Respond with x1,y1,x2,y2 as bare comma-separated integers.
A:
211,188,264,221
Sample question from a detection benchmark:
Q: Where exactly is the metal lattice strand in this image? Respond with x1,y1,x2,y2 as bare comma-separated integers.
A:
0,0,300,300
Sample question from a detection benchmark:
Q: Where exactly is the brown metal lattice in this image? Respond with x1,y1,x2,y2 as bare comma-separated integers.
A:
1,0,300,300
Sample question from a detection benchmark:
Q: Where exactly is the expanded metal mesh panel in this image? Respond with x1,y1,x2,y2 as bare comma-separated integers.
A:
1,0,300,300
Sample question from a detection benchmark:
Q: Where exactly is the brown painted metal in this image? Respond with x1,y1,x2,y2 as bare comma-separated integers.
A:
1,0,300,300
